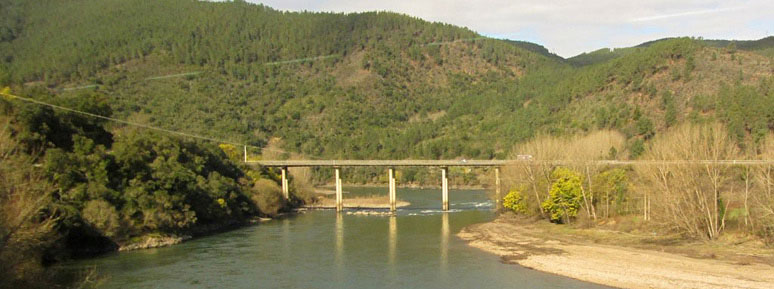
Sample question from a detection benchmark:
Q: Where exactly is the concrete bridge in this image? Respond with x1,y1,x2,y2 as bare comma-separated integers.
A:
245,160,504,212
246,158,774,212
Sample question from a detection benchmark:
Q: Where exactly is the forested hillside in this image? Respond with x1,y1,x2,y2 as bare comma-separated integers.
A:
1,0,773,170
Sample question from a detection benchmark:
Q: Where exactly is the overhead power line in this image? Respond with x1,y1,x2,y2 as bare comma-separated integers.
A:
144,71,203,81
63,84,98,91
1,89,326,159
1,90,258,149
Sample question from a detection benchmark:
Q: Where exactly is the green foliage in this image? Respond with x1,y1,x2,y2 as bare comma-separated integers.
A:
592,168,628,217
636,117,654,139
1,92,287,251
541,167,583,223
662,91,678,128
0,1,770,185
683,55,696,80
717,81,774,149
0,0,723,176
82,200,121,238
629,139,645,158
503,188,527,214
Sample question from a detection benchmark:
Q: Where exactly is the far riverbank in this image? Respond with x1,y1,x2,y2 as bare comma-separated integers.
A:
315,183,488,191
459,214,774,289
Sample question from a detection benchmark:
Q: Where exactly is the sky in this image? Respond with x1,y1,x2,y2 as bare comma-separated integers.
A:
248,0,774,58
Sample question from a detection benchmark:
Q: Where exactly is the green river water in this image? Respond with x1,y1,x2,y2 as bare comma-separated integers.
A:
68,187,612,288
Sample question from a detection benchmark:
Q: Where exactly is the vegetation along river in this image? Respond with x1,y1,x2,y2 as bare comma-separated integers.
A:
67,187,612,288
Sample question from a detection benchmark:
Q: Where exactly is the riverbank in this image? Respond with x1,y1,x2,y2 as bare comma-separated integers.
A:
458,214,774,289
305,195,410,209
117,217,274,251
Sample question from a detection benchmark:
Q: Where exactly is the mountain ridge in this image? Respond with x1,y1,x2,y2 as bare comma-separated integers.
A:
1,0,772,163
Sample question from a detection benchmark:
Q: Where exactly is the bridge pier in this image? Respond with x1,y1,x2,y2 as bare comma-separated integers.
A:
389,168,396,211
495,167,501,211
441,167,449,211
335,168,343,212
281,167,289,200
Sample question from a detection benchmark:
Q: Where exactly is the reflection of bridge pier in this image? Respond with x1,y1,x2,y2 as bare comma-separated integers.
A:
440,212,449,275
253,160,505,212
335,212,344,269
388,215,396,265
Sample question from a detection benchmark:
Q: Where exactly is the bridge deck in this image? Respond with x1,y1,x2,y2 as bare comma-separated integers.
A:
246,159,507,167
246,159,774,167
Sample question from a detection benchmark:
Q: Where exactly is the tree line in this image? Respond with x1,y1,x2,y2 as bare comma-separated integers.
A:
0,87,309,288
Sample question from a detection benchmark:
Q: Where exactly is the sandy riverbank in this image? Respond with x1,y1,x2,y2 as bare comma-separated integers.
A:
458,214,774,289
305,195,410,209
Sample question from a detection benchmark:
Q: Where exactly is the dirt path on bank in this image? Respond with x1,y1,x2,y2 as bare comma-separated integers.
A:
458,216,774,289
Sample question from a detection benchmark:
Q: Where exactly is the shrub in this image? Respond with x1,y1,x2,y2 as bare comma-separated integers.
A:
541,167,583,223
82,200,121,238
251,178,285,216
503,188,528,214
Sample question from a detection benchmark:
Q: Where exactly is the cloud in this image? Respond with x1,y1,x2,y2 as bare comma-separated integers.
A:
248,1,774,57
629,6,742,22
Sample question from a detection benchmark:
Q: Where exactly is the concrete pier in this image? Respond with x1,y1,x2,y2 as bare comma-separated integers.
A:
335,168,343,212
389,168,396,211
441,167,449,211
281,167,289,200
252,160,508,213
495,167,501,210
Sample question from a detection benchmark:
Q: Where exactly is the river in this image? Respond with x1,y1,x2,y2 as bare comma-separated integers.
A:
68,187,612,288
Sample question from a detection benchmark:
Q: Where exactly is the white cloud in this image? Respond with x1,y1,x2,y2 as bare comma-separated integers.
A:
629,6,743,22
248,0,774,57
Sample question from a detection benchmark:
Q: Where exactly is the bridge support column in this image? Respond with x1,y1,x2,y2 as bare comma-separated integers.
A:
335,168,343,212
442,167,449,211
281,167,289,200
495,167,501,211
389,168,396,212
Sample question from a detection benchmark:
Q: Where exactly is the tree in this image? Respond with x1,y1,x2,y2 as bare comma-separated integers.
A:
82,200,121,238
542,167,583,223
592,168,628,218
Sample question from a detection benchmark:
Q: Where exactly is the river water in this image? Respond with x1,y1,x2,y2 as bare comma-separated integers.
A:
69,187,611,288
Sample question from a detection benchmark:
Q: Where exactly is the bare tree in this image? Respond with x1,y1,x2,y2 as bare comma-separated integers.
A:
0,118,59,288
638,123,739,239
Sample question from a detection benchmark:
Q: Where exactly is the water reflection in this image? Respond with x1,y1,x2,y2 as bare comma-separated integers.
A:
335,212,344,268
388,215,397,266
440,212,449,277
67,188,612,289
282,217,290,269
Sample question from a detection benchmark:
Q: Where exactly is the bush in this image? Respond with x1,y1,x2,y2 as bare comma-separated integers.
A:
541,167,583,223
503,188,527,214
81,200,121,238
251,178,285,216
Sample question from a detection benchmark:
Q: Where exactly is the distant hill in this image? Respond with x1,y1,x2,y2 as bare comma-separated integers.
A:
571,36,774,66
566,47,642,66
504,40,565,62
1,0,772,162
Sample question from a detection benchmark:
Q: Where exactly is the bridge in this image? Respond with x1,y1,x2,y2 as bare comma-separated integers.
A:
245,159,506,212
245,158,774,212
